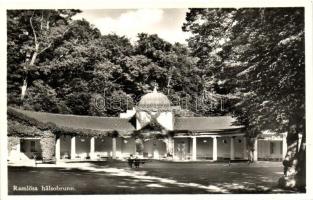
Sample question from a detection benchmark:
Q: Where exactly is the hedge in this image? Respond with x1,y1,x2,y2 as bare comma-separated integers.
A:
8,107,130,138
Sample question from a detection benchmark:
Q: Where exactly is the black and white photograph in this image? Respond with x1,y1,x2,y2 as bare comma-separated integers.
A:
1,0,312,199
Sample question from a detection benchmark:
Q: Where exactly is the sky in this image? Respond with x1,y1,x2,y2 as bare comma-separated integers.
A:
73,9,192,44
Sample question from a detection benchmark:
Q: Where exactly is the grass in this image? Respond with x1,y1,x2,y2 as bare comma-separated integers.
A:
8,160,296,195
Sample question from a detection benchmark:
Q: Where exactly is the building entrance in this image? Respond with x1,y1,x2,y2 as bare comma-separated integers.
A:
177,142,187,160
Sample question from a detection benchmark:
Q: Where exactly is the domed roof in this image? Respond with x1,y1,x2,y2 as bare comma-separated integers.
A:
138,88,171,110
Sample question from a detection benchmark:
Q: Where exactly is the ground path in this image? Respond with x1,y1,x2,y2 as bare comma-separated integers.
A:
8,160,295,194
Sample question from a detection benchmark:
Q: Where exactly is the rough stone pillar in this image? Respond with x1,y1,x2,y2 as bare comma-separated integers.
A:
55,136,61,161
71,136,76,159
90,137,95,159
230,137,235,160
135,138,144,156
192,137,197,161
164,136,174,158
112,137,117,159
212,136,217,161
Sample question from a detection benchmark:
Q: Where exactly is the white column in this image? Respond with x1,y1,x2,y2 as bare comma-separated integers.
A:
253,138,258,161
282,134,287,159
16,140,21,152
230,137,235,160
71,136,76,159
112,137,117,159
172,138,175,159
212,136,217,161
243,137,247,159
55,136,60,161
192,137,197,161
90,137,95,159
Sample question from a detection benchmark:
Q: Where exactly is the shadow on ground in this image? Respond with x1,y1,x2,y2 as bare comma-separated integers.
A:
8,160,297,194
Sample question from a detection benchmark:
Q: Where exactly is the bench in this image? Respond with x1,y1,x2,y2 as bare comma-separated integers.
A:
128,158,149,168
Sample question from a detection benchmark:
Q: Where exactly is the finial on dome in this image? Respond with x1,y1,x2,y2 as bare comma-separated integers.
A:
152,82,158,93
153,86,157,93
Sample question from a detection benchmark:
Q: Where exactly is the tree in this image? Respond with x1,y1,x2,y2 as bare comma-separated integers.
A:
8,10,237,119
7,9,81,110
183,8,305,190
134,33,204,115
183,9,238,116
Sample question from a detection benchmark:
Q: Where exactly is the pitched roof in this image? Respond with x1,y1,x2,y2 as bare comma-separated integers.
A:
8,107,243,135
174,116,243,132
8,107,136,132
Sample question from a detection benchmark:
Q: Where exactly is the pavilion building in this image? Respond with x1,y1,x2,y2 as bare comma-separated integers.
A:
7,88,287,164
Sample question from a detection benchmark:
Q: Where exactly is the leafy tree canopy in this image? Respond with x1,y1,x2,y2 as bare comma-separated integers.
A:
183,8,305,190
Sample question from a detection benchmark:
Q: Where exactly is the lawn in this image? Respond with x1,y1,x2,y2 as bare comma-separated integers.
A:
8,160,295,194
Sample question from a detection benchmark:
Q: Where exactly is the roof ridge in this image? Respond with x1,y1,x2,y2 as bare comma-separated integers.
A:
176,116,233,118
8,106,123,120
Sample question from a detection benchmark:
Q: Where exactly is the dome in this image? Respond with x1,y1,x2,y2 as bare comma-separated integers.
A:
138,88,171,110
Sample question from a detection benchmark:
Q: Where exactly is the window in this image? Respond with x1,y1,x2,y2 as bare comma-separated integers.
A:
30,141,36,152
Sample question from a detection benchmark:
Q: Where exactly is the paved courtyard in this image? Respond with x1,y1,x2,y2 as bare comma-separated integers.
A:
8,160,294,194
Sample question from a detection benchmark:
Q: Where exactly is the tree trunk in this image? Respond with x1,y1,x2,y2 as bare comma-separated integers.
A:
296,133,306,190
167,67,173,95
279,124,306,191
29,50,38,66
248,149,254,163
21,46,38,100
246,136,256,163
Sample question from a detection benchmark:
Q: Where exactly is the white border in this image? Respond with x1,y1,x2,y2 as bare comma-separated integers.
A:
0,0,312,200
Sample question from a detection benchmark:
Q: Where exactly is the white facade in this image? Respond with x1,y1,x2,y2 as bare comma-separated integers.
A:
7,90,288,164
8,133,287,163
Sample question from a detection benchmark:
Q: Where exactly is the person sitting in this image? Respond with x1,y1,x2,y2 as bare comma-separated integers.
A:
134,158,140,168
133,154,141,168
